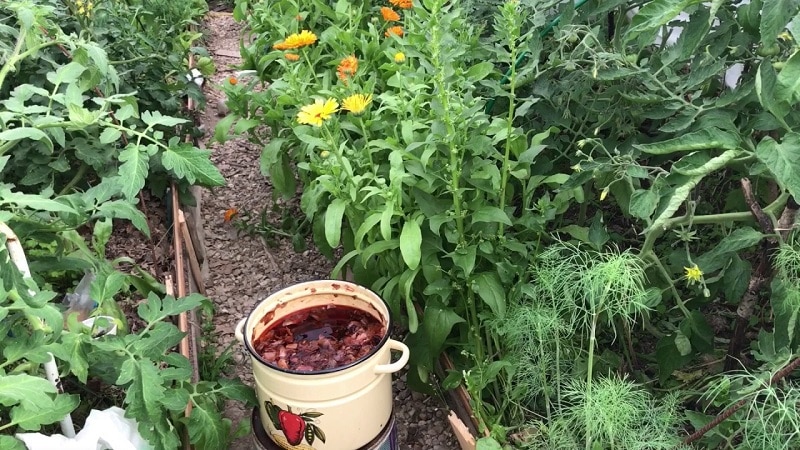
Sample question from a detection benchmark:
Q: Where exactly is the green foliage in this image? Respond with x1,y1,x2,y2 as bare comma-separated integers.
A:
223,0,800,446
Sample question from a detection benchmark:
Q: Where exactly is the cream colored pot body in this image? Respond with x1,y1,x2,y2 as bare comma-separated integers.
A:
236,280,409,450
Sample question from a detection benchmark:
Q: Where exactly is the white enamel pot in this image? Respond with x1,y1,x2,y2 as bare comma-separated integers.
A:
235,280,410,450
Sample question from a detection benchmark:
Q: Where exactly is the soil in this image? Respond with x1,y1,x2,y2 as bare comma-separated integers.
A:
195,12,459,449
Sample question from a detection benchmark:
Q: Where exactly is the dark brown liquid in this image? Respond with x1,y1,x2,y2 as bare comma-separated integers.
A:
253,304,386,372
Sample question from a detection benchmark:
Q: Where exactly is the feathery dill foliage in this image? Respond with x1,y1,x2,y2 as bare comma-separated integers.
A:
774,233,800,289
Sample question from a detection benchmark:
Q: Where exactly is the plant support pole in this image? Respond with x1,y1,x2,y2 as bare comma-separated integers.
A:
0,222,76,438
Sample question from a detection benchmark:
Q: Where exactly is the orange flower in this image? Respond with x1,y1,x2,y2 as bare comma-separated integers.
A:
285,53,300,61
223,208,238,222
385,26,404,37
228,76,238,85
337,55,358,84
389,0,413,9
380,6,400,21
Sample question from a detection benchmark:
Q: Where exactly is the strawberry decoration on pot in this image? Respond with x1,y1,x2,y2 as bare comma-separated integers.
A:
265,400,327,447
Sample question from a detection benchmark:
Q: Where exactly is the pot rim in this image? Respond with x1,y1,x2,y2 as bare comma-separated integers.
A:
242,282,393,375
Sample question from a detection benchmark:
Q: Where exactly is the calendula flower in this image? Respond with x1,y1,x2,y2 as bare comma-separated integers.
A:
341,94,373,115
297,98,339,127
385,26,404,38
320,150,330,158
228,76,238,85
393,52,406,63
337,55,358,84
684,264,703,285
76,0,94,16
285,53,300,61
389,0,413,9
380,7,401,21
273,30,317,50
223,208,239,222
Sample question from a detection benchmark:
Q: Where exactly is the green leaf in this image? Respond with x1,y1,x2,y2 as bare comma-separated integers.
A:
0,127,53,152
0,374,56,409
465,62,495,81
696,227,765,273
11,393,79,431
0,191,78,214
46,332,91,383
626,0,699,41
188,397,230,449
95,200,150,237
259,138,286,175
46,61,86,85
269,153,296,198
675,330,692,356
476,437,504,450
161,144,225,187
472,272,506,318
646,174,705,234
137,292,204,325
634,128,739,155
99,127,122,144
628,188,659,221
118,144,154,200
400,219,422,270
92,217,112,257
216,378,257,405
472,206,512,225
756,60,790,126
777,51,800,102
755,133,800,200
90,270,127,305
141,110,188,127
214,114,237,143
760,0,793,47
0,436,25,450
450,244,477,277
324,198,346,248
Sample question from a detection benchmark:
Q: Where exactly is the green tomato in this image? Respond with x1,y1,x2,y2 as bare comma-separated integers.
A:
757,43,781,57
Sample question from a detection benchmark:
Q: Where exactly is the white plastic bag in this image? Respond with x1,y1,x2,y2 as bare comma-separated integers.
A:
16,407,153,450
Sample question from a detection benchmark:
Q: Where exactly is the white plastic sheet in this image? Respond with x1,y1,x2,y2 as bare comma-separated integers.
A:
16,407,153,450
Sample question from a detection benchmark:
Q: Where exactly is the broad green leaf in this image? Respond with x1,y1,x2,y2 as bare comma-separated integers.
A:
0,127,53,152
0,436,25,450
269,153,296,198
476,437,504,450
95,199,150,237
46,331,90,383
137,292,204,325
421,305,464,362
0,191,78,214
259,138,286,174
118,144,154,200
380,199,395,241
188,397,230,449
46,61,86,85
634,128,739,155
400,219,422,270
472,272,506,318
472,206,512,225
216,378,257,405
214,114,237,143
755,133,800,200
777,50,800,101
760,0,794,47
675,330,692,356
131,322,185,360
465,62,495,81
628,188,659,221
324,198,346,248
98,127,122,144
0,374,56,409
354,212,382,249
11,393,79,431
687,311,714,353
90,270,127,305
756,60,790,126
626,0,699,41
696,227,765,273
92,217,112,257
646,174,705,233
450,244,477,277
360,239,399,264
723,255,751,302
161,144,225,187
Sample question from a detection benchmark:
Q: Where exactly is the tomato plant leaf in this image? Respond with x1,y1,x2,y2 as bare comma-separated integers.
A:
400,219,422,270
11,393,79,431
0,190,78,214
760,0,794,48
118,144,154,200
626,0,699,41
0,436,25,450
634,128,739,155
777,50,800,102
755,133,800,200
188,396,230,450
95,199,150,237
0,374,56,410
161,143,225,187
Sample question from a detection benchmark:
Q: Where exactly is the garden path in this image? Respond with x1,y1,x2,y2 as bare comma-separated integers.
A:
198,12,459,449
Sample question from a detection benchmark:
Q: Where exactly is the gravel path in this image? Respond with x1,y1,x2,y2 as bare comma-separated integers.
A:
198,12,459,449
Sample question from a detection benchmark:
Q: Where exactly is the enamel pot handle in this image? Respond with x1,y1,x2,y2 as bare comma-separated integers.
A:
235,318,246,345
374,339,410,374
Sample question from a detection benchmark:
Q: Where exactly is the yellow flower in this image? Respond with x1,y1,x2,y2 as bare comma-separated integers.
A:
297,98,339,127
393,52,406,63
273,30,317,50
381,7,401,21
385,26,404,38
342,94,372,115
337,55,358,84
684,264,703,285
599,187,609,201
285,53,300,61
389,0,413,9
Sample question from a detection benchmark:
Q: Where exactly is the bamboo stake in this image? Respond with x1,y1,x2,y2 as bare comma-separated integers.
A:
165,276,192,450
178,210,206,297
0,222,77,438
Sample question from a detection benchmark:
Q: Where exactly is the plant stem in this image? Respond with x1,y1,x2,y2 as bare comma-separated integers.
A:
59,163,88,195
497,20,519,237
645,251,692,318
585,312,599,450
